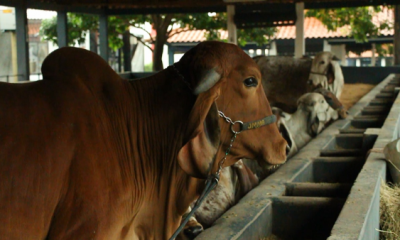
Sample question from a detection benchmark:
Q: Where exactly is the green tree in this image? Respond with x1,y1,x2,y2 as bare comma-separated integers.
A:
40,13,144,52
306,6,392,43
40,12,276,71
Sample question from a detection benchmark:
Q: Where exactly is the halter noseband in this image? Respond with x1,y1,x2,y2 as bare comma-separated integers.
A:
218,110,277,134
310,64,330,79
310,71,329,79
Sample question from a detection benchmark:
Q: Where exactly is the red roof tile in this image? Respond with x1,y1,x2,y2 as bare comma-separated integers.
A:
167,8,394,43
168,29,228,43
28,19,41,36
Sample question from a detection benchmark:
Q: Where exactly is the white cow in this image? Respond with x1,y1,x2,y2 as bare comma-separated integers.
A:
383,139,400,184
308,52,345,99
274,92,339,157
179,160,259,239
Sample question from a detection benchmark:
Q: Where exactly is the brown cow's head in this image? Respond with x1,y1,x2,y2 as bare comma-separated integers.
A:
307,52,339,90
176,41,287,177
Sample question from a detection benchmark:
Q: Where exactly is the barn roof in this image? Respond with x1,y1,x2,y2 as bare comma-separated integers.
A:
167,8,394,43
1,0,398,14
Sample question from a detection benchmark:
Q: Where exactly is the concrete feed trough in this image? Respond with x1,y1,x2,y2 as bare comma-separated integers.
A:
196,74,400,240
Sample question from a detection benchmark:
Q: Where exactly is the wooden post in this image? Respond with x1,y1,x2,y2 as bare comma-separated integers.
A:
394,5,400,65
295,2,305,58
57,10,68,47
227,5,237,45
15,3,29,81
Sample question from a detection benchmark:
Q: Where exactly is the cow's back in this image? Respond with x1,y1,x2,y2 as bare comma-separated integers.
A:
253,56,313,113
0,50,131,239
0,80,85,239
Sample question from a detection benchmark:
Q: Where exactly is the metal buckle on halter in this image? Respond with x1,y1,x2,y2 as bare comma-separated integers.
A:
231,121,243,134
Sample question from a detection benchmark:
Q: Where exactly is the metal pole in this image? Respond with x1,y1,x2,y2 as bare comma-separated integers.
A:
122,30,131,72
57,10,68,47
168,44,174,66
99,12,109,62
15,2,29,81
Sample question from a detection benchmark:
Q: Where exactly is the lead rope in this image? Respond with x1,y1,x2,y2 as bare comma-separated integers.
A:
168,122,239,240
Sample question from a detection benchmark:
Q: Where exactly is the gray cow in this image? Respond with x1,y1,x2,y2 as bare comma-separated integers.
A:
253,52,344,113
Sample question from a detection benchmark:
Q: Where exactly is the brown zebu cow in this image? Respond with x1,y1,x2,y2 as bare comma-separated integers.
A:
0,41,286,240
253,53,344,113
252,56,314,113
181,63,349,237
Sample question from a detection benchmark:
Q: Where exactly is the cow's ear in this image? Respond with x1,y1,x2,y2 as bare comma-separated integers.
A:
177,82,222,178
332,55,340,61
327,62,335,84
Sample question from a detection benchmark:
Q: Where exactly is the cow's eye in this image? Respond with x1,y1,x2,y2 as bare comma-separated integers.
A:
244,77,258,87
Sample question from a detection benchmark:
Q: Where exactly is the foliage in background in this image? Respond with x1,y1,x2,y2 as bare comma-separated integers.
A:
144,62,153,72
375,43,394,57
40,12,276,71
306,6,393,43
40,13,147,51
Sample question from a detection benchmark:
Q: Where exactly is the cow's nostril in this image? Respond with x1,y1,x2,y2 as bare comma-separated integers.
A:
307,80,313,85
184,225,203,239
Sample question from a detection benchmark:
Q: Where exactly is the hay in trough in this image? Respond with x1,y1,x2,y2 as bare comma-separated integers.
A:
380,181,400,240
340,83,375,110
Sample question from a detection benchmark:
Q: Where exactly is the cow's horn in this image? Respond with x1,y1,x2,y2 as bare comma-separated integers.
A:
194,68,221,95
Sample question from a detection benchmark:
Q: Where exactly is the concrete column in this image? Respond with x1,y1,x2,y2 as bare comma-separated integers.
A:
371,43,376,66
269,41,277,56
381,58,386,67
15,4,29,81
99,13,109,62
295,2,305,58
227,5,237,45
323,40,331,52
57,10,68,47
331,44,347,66
0,32,18,82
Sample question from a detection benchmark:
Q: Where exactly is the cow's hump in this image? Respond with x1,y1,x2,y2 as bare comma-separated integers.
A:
41,47,120,86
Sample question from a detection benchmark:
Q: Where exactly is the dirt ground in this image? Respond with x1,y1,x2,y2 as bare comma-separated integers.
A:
340,83,376,110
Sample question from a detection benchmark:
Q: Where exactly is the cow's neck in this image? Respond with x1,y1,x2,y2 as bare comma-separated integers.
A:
115,71,203,239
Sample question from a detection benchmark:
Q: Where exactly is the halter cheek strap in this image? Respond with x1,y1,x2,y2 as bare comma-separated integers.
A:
242,115,277,130
218,111,277,134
